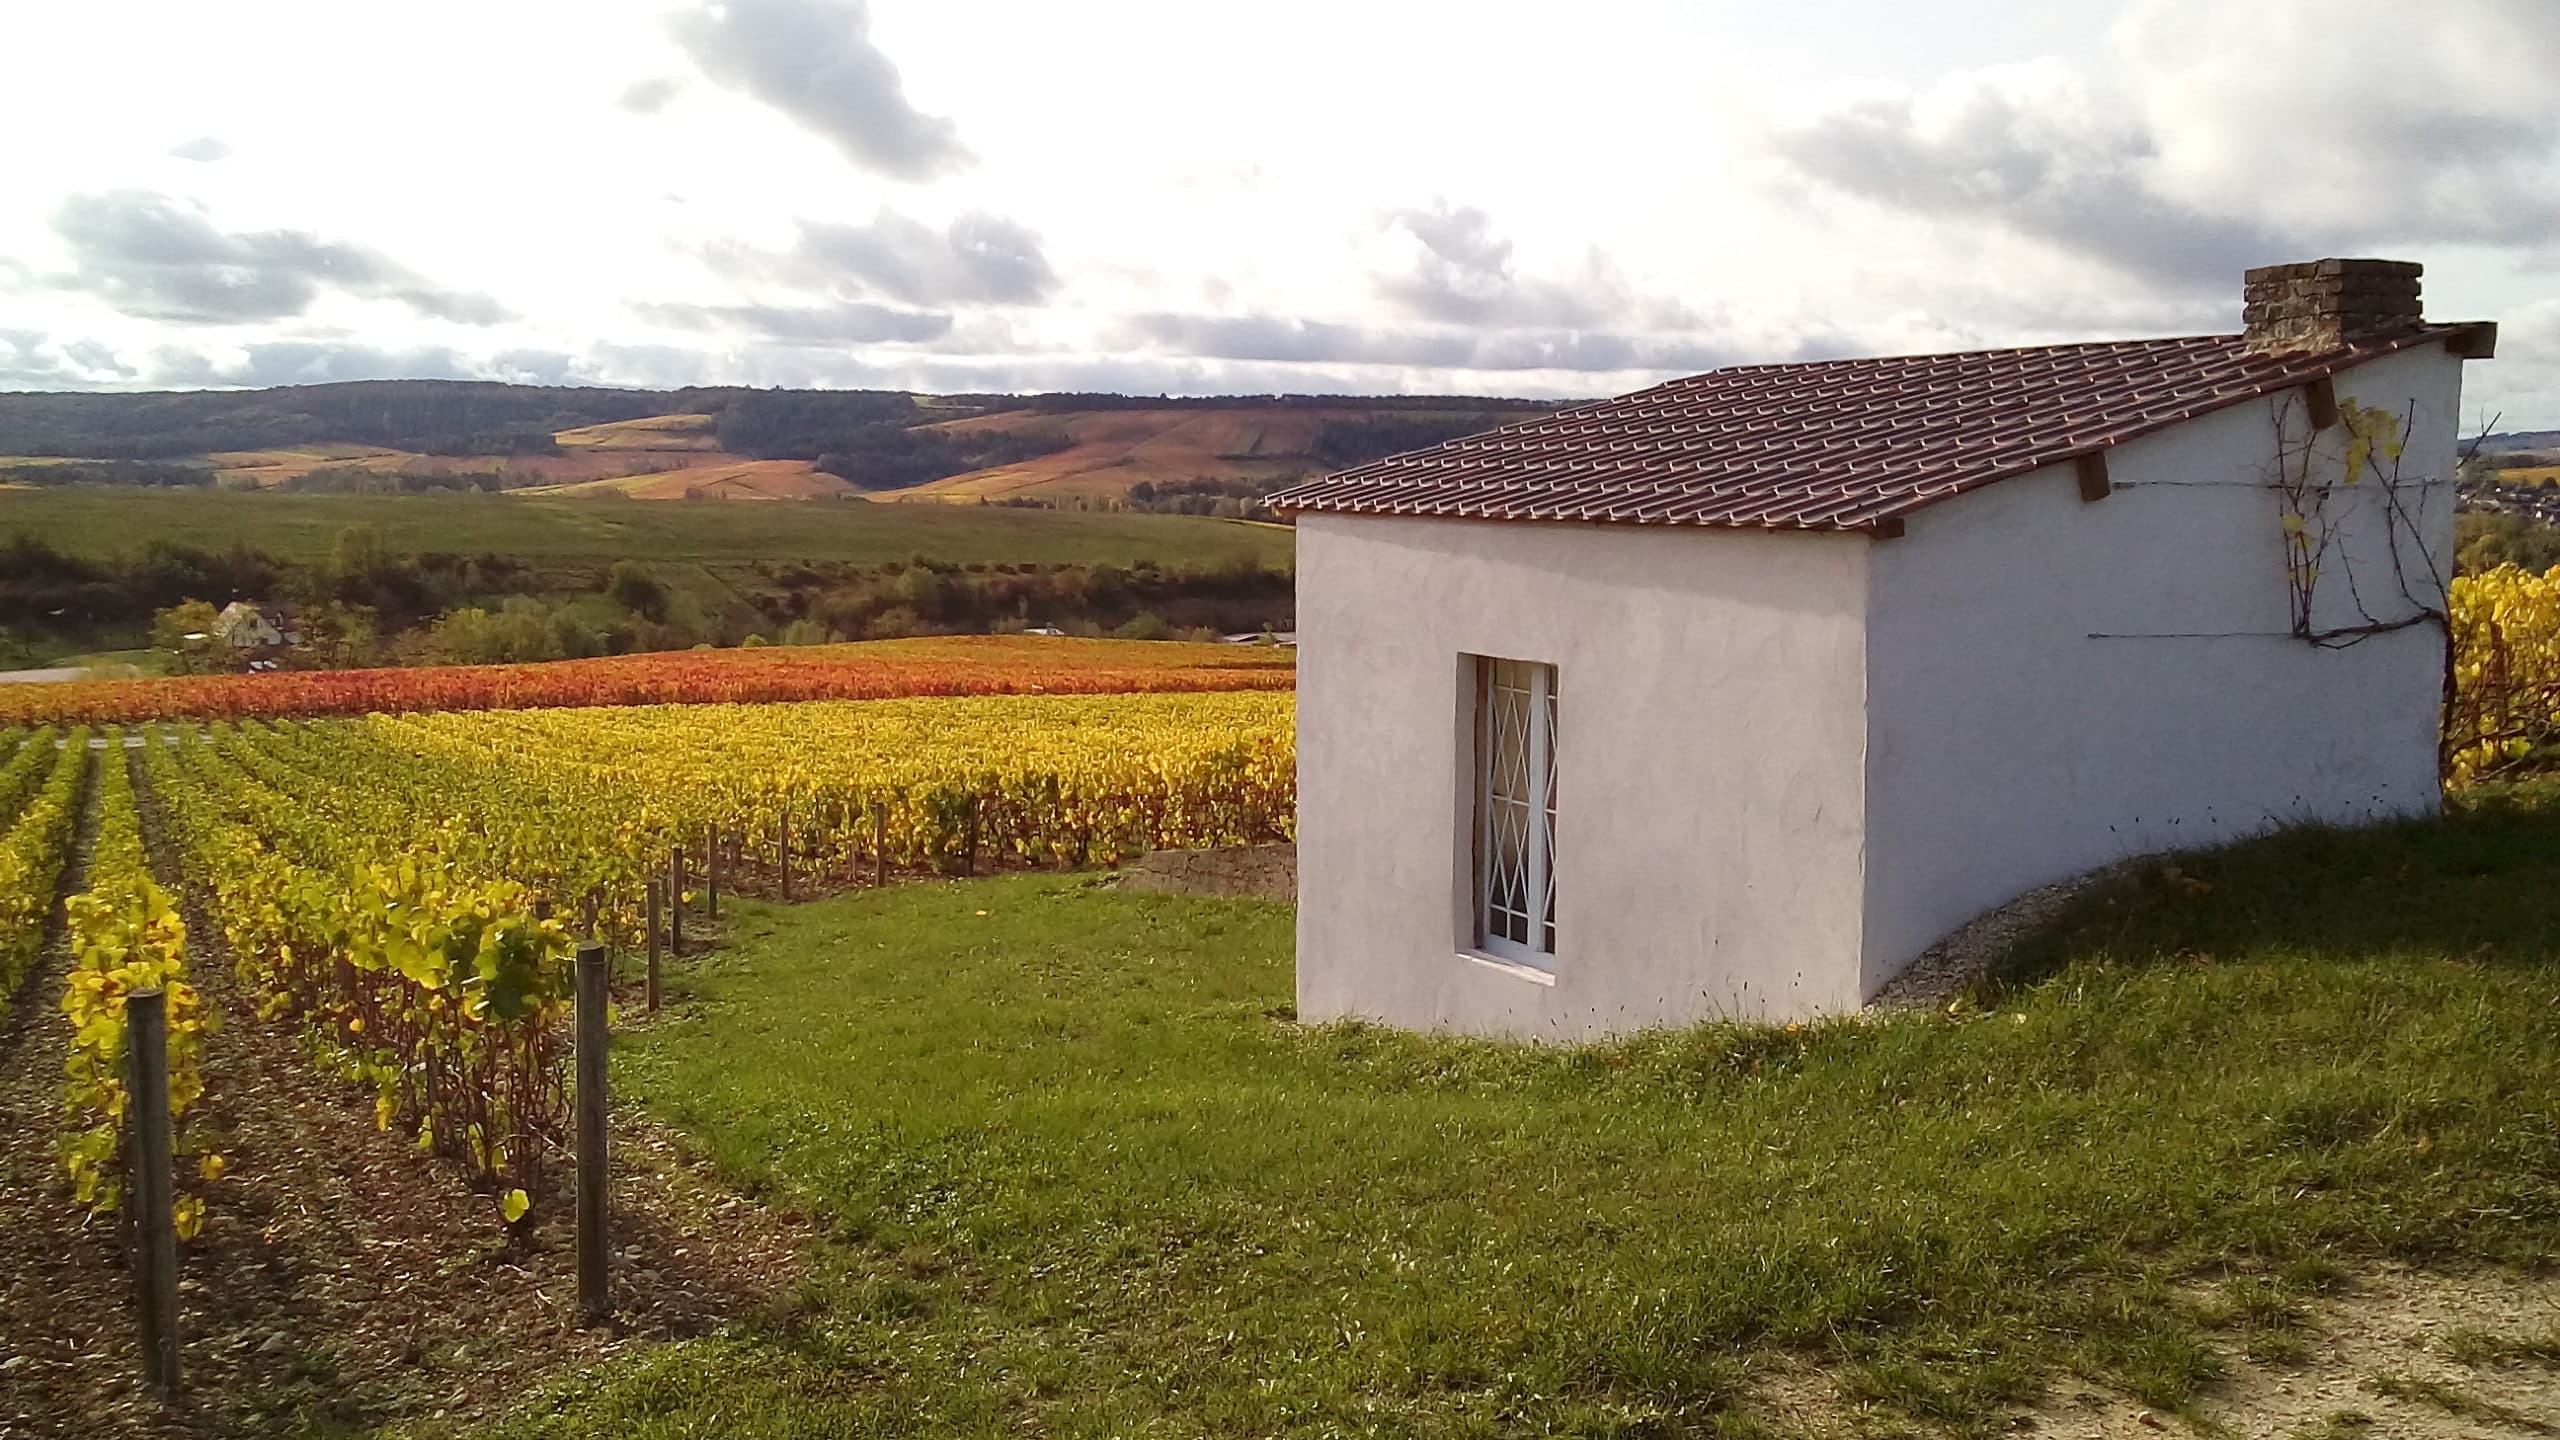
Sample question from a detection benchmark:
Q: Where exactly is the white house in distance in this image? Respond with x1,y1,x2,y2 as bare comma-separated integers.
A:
210,601,287,650
1270,259,2496,1040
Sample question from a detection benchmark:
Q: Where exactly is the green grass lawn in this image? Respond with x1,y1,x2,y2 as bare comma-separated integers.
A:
477,789,2560,1439
0,490,1294,570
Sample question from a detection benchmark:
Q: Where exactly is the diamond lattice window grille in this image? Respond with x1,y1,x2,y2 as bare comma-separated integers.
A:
1474,656,1556,965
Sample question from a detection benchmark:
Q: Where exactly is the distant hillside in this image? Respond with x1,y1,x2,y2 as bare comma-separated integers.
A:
0,380,691,458
0,380,1556,505
526,459,855,500
553,413,725,452
889,404,1540,505
2483,430,2560,452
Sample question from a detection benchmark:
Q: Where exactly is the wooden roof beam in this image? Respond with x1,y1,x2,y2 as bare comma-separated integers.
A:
2075,451,2112,503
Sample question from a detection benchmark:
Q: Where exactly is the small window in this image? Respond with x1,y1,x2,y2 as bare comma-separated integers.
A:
1472,655,1557,965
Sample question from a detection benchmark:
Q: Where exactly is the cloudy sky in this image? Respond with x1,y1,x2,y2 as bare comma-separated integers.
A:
3,0,2554,425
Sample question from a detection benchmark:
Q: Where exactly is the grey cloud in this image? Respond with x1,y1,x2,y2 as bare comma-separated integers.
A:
60,341,135,378
1770,5,2560,292
1378,202,1701,331
1769,88,2295,291
167,136,232,163
1121,312,1745,375
619,76,683,115
487,349,585,385
667,0,968,181
571,343,714,390
712,209,1056,307
796,211,1053,305
1125,314,1477,369
2117,0,2560,249
635,299,952,343
0,330,135,389
892,351,1610,402
396,287,512,326
1469,330,1740,374
597,344,1600,401
51,191,513,326
150,341,480,388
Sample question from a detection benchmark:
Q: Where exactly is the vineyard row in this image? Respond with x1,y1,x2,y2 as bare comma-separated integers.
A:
40,690,1292,1232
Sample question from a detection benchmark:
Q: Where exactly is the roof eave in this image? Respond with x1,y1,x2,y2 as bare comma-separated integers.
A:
1273,322,2480,533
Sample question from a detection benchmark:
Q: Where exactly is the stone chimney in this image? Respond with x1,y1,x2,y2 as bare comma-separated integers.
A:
2242,258,2423,353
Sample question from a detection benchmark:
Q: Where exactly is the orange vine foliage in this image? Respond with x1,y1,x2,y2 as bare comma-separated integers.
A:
0,636,1294,725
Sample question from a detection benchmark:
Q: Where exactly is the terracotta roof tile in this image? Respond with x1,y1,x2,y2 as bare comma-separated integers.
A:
1269,328,2470,532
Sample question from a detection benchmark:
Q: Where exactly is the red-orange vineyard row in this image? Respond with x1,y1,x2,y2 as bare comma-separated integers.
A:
0,636,1294,724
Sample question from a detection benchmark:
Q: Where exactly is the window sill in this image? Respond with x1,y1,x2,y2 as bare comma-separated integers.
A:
1457,950,1557,987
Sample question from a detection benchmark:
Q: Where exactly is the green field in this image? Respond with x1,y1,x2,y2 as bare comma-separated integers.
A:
478,785,2560,1438
0,490,1294,570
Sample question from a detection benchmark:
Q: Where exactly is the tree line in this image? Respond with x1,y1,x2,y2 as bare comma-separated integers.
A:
0,524,1292,672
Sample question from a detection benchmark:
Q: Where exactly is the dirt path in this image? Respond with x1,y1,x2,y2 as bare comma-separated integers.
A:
0,745,122,1434
2047,1266,2560,1436
0,747,813,1438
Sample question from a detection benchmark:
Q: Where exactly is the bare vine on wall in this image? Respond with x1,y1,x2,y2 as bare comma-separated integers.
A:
2264,390,2450,650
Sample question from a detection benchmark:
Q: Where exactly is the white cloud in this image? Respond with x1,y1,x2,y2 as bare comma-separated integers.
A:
0,0,2547,422
2118,0,2560,249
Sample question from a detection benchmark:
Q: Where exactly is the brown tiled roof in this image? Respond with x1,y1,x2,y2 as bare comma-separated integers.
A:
1269,327,2473,533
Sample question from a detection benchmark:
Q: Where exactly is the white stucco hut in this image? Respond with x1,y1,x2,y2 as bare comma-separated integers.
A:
1269,259,2497,1040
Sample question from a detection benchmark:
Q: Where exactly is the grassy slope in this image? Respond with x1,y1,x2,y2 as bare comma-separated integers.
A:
520,459,848,500
0,489,1294,570
480,787,2560,1439
552,414,722,451
890,405,1518,505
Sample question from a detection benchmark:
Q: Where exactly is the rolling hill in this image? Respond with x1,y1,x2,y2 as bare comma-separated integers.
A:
524,458,854,500
199,445,741,490
551,413,726,452
0,380,1557,506
886,404,1515,504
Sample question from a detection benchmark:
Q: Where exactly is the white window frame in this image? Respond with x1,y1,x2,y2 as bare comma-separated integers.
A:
1471,655,1557,969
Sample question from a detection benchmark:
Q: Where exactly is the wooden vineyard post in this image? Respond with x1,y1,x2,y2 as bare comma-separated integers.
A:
581,890,598,941
706,828,720,919
127,988,181,1397
872,803,888,889
644,880,663,1014
962,795,977,878
666,845,685,957
778,809,792,902
573,942,610,1323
